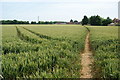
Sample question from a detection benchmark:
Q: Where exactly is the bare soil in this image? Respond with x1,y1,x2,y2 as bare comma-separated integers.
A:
80,32,93,78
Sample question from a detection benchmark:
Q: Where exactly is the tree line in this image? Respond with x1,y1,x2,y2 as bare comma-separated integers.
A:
0,20,67,24
82,15,112,26
31,21,66,24
0,20,29,24
0,15,113,26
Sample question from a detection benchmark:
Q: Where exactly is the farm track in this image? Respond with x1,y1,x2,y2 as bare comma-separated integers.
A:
16,27,42,44
80,27,93,78
22,27,67,41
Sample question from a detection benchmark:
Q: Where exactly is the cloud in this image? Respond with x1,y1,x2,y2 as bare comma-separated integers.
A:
89,0,119,2
1,0,118,21
0,0,119,2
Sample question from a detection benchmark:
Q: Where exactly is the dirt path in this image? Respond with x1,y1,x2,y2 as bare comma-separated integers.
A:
80,30,93,78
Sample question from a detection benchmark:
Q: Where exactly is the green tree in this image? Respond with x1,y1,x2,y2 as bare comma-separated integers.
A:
89,15,102,26
82,16,89,25
38,21,45,24
74,20,78,23
13,20,18,24
1,20,29,24
70,19,73,23
31,21,36,24
102,17,112,26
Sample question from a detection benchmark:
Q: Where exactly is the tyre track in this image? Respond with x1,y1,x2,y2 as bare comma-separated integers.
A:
16,27,42,44
22,27,66,41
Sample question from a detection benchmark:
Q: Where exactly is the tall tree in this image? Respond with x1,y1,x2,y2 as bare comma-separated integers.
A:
82,15,89,25
70,19,73,23
74,20,78,23
31,21,36,24
102,17,112,26
89,15,102,26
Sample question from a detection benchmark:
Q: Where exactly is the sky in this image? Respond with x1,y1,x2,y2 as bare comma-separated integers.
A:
0,0,119,22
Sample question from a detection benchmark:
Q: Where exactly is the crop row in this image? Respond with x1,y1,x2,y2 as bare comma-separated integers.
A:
2,25,87,78
3,26,82,54
16,27,43,44
2,47,81,78
22,27,68,41
89,26,119,78
2,26,41,54
3,41,41,54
